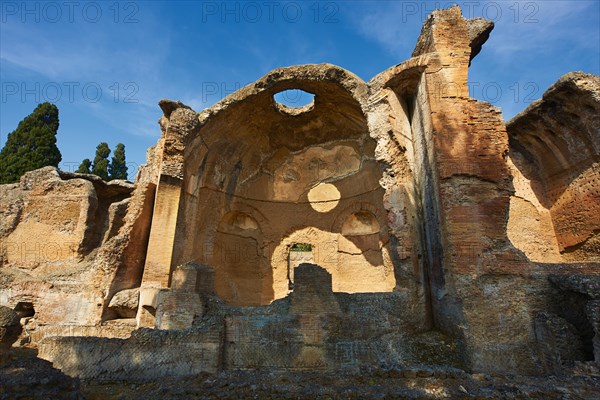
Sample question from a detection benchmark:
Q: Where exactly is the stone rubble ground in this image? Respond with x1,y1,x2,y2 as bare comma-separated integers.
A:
70,367,600,399
2,349,600,400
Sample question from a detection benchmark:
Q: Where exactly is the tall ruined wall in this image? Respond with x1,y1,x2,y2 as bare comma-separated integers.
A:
410,9,526,372
138,66,426,329
507,72,600,262
365,7,520,372
176,67,396,305
387,7,600,374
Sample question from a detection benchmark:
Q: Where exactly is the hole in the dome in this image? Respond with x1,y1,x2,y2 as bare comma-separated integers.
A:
273,89,315,109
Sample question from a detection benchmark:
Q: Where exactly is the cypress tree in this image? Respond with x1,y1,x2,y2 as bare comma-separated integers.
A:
109,143,128,180
76,158,92,174
0,102,61,184
92,142,110,181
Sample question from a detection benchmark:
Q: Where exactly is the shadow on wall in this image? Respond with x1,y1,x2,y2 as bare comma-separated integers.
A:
212,206,396,306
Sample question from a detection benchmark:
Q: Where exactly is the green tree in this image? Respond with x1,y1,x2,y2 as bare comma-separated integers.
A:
109,143,128,180
92,142,110,181
76,158,92,174
0,102,61,184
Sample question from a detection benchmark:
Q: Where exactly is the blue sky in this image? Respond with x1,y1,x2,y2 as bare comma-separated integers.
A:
1,0,599,180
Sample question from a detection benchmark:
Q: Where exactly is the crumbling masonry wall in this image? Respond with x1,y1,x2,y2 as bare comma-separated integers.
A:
39,264,455,380
137,65,425,328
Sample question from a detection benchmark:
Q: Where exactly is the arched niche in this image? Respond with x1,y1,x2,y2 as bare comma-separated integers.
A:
217,211,260,236
341,211,380,236
338,210,384,271
213,211,270,305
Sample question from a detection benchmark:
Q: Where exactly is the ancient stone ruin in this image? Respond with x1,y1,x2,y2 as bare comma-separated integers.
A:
1,6,599,386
